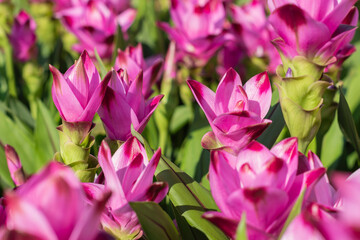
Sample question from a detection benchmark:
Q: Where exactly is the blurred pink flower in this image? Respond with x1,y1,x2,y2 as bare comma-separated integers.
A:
83,138,168,239
8,10,37,62
188,68,272,154
158,0,227,67
56,0,136,58
4,145,25,187
203,138,326,239
98,69,163,141
0,162,110,240
114,44,163,98
268,0,358,65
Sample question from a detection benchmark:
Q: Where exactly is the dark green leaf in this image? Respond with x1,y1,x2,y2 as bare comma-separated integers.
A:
130,202,180,240
170,105,193,134
257,103,285,148
338,88,360,162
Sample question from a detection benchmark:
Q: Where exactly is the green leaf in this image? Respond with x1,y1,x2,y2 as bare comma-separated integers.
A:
338,88,360,162
0,111,37,174
34,100,59,167
170,105,193,134
279,190,305,238
130,202,180,240
94,49,107,79
111,25,125,64
131,128,227,240
257,103,285,148
234,0,251,6
156,156,227,240
236,213,247,240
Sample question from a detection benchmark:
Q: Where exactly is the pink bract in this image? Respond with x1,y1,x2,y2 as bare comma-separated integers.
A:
203,138,326,239
50,50,110,122
83,138,168,239
114,44,163,99
0,162,110,240
188,68,272,154
98,69,163,141
9,10,37,62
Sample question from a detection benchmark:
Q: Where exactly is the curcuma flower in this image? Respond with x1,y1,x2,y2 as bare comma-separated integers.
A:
98,69,163,141
8,10,37,62
114,44,163,99
268,0,358,66
203,138,326,239
50,50,110,123
158,0,227,67
187,68,272,154
83,138,168,239
0,162,111,240
56,0,136,58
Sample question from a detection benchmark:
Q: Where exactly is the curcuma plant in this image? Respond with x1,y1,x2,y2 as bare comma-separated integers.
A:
0,0,360,240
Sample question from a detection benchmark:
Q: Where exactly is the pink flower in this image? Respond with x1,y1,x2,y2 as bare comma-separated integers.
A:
268,0,358,65
114,44,163,98
158,0,227,67
203,138,326,239
50,50,110,122
98,69,163,141
187,68,272,154
8,10,37,62
0,162,110,240
83,138,168,239
56,0,136,58
226,0,281,73
4,145,25,187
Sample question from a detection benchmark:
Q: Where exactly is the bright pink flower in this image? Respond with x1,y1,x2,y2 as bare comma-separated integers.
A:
98,70,163,141
268,0,358,65
83,139,168,239
8,10,37,62
158,0,227,67
187,68,272,154
114,44,163,98
50,50,110,122
203,138,326,239
56,0,136,58
4,145,25,187
0,162,110,240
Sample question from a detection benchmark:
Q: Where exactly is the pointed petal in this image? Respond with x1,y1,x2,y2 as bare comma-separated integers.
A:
135,95,163,134
187,79,216,123
128,148,162,200
243,72,272,118
78,67,111,122
322,0,358,34
135,182,169,203
50,64,84,122
214,68,245,114
4,192,58,240
5,145,25,186
69,191,111,240
98,141,127,208
269,4,331,59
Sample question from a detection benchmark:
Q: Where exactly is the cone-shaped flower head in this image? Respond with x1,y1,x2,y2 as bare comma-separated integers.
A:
158,0,226,67
50,50,110,122
8,10,37,62
98,69,163,141
82,138,168,239
268,0,358,66
114,44,163,98
188,68,272,154
56,0,136,58
0,162,110,240
203,138,326,239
